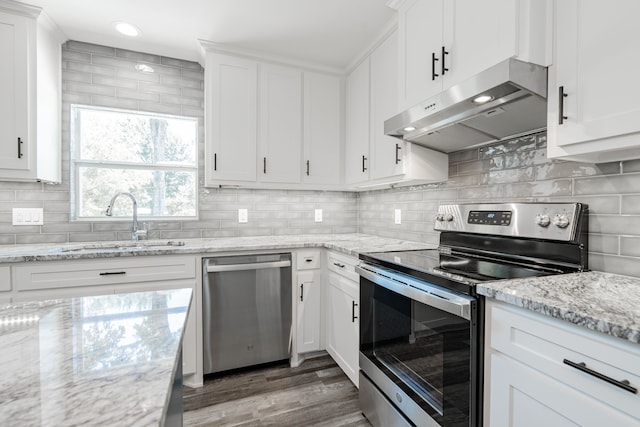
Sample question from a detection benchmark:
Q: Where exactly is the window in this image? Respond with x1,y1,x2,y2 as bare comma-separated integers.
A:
70,105,198,220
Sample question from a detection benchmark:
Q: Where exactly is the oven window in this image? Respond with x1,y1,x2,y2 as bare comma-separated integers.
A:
361,279,472,424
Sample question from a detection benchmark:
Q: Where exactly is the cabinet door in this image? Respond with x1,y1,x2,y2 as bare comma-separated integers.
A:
259,64,302,184
548,0,640,154
296,270,321,353
345,58,370,185
326,272,359,386
303,72,342,185
205,53,257,183
370,30,404,181
0,11,30,172
442,0,518,89
489,353,639,427
397,0,443,110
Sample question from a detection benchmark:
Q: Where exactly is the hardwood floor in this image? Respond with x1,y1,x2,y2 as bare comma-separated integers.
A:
183,355,371,426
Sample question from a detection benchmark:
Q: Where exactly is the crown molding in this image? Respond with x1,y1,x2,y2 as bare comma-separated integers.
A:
199,39,344,75
0,0,41,18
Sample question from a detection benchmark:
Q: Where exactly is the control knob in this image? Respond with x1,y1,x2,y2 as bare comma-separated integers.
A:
445,213,454,222
553,214,570,228
535,214,551,227
436,213,444,222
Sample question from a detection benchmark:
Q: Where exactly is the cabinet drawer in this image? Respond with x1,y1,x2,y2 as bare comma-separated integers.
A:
0,266,10,291
326,251,359,282
489,302,640,419
13,255,196,291
296,250,321,270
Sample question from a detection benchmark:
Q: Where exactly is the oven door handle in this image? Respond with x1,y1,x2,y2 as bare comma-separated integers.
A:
355,265,474,320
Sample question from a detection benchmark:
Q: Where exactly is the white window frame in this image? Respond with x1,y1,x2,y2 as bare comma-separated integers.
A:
70,104,199,221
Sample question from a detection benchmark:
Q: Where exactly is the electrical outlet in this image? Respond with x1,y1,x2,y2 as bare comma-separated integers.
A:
394,209,402,225
314,209,323,222
238,208,248,223
12,208,44,225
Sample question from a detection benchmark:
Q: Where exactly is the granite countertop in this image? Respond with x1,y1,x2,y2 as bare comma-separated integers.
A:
0,288,192,426
478,271,640,344
0,233,435,263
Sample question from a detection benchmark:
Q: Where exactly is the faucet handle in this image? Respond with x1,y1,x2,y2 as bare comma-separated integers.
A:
135,222,148,240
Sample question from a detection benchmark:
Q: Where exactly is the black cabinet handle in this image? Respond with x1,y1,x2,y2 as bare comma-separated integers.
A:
214,153,217,171
441,46,449,76
306,160,310,176
362,155,367,172
351,301,358,322
305,258,313,263
395,143,401,164
333,262,345,268
431,52,439,81
558,86,568,125
99,271,126,276
300,283,304,302
563,359,637,394
263,157,267,174
18,137,23,159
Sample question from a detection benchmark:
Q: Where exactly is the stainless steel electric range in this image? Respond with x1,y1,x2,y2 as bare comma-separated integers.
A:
356,202,589,427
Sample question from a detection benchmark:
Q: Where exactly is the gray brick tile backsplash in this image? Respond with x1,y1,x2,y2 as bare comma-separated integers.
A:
65,41,115,56
4,41,639,278
115,49,161,64
161,56,202,71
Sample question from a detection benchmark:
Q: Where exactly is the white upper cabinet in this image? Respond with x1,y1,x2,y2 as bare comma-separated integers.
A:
547,0,640,162
204,53,258,184
398,0,551,111
370,30,403,181
0,5,61,183
203,48,343,189
345,57,370,186
259,64,302,184
346,29,448,190
302,72,342,186
398,0,443,110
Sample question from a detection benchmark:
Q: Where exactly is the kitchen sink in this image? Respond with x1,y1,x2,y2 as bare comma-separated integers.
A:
60,240,186,252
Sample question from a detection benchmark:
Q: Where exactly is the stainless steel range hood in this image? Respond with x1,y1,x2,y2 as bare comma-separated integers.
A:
385,58,548,153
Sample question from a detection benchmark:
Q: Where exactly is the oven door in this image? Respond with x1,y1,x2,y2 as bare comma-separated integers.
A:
357,264,479,427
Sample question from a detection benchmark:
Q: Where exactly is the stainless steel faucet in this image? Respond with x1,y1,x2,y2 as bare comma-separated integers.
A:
105,192,147,241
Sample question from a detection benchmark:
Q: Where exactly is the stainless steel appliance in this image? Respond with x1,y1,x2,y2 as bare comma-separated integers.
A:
202,253,292,375
357,202,588,427
385,58,548,153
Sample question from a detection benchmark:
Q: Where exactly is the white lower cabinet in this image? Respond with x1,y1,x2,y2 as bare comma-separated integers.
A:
485,300,640,426
11,256,198,377
325,250,359,387
294,250,322,355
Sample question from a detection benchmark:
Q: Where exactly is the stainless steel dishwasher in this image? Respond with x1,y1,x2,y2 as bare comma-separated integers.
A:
202,253,292,375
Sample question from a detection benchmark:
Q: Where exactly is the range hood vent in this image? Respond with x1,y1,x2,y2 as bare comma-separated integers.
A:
385,58,548,153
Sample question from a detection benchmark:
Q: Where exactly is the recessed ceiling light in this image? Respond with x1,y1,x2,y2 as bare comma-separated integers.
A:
135,63,155,73
472,95,494,104
113,21,141,37
403,126,416,132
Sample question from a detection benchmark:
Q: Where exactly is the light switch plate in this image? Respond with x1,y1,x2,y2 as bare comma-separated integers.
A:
238,208,248,223
13,208,44,225
394,209,401,225
314,209,323,222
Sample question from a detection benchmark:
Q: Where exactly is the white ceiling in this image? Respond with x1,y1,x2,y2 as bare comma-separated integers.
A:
28,0,397,71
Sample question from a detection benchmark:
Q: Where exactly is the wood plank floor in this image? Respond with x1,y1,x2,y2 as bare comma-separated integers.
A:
183,355,371,426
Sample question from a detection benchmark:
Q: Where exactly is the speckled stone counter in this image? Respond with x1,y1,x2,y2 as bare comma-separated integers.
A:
477,271,640,344
0,233,434,263
0,288,192,426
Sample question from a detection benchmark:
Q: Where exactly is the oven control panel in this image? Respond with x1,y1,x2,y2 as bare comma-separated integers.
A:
467,210,512,226
434,203,586,241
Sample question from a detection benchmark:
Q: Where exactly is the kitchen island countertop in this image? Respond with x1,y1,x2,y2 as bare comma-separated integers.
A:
0,288,192,426
477,271,640,344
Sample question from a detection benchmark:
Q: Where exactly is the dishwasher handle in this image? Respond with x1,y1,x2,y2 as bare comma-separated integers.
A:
206,260,291,273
